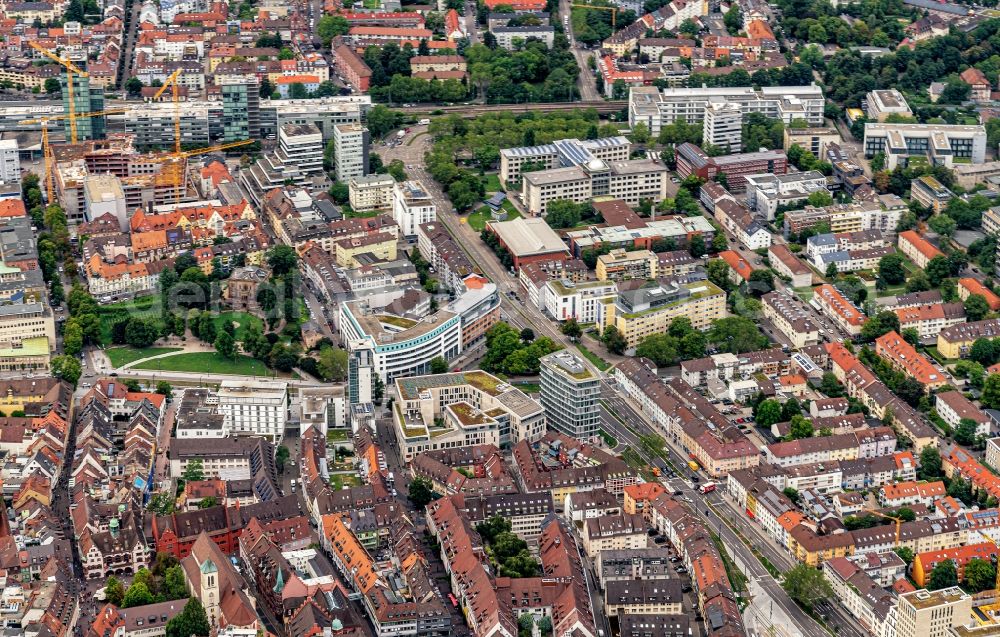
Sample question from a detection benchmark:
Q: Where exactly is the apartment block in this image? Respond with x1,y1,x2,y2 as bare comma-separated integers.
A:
895,302,965,341
783,126,841,157
608,280,727,348
217,380,288,442
898,230,943,269
767,244,812,287
864,123,987,169
744,171,829,220
875,331,946,389
522,158,669,215
628,85,825,136
894,587,971,637
935,390,990,436
910,175,954,213
762,291,819,348
332,123,370,183
392,180,436,238
937,318,1000,358
596,248,658,281
703,99,743,151
676,143,787,192
542,278,617,324
349,174,395,213
0,140,19,184
812,284,865,337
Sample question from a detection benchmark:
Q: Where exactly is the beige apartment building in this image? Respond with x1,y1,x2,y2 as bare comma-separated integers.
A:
349,174,395,213
596,249,658,282
606,281,726,348
894,587,971,637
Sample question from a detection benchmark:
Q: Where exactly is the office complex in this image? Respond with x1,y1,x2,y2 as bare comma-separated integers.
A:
242,123,325,205
0,140,19,184
703,99,744,151
863,123,987,169
220,77,261,142
865,89,913,122
499,136,632,184
540,350,601,441
629,85,825,136
503,137,668,215
677,143,787,192
392,180,436,238
333,123,370,183
744,171,828,220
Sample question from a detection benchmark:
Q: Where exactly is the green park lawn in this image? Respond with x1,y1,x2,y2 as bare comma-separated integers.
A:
213,311,263,341
106,347,181,368
483,174,503,193
132,352,275,376
468,204,521,232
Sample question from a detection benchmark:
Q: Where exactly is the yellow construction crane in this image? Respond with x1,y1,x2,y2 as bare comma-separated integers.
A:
29,42,89,143
570,3,617,28
19,108,128,203
152,69,184,155
862,508,903,547
147,140,255,202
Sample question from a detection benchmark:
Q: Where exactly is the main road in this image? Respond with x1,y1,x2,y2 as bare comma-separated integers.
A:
602,380,867,637
380,127,620,360
558,0,605,102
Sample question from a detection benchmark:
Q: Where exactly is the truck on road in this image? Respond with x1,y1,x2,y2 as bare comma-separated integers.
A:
700,482,716,494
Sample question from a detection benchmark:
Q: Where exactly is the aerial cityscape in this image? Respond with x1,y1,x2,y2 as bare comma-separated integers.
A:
3,0,1000,635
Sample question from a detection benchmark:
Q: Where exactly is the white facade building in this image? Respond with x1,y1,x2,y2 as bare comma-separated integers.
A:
392,180,436,238
0,140,19,184
542,279,617,324
333,123,369,183
216,380,289,442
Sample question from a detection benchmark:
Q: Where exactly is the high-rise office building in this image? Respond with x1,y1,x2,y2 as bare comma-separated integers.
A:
333,123,369,183
221,78,261,143
348,343,375,406
61,72,105,141
539,350,600,441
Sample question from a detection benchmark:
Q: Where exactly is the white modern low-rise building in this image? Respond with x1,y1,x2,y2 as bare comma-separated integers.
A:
392,180,436,238
216,380,288,442
864,123,987,169
542,278,617,324
744,171,829,221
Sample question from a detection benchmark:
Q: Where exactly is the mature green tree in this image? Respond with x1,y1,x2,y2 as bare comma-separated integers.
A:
182,459,205,483
781,565,833,611
965,558,997,592
561,319,582,340
878,253,906,285
708,316,768,353
121,581,154,608
919,446,943,480
156,381,173,396
928,560,959,591
926,255,952,287
163,565,188,600
317,15,350,44
63,320,83,357
788,415,814,440
51,356,82,386
165,598,210,637
984,373,1000,410
602,325,627,355
860,311,901,342
893,546,915,566
966,294,991,322
105,576,125,606
267,245,298,276
276,445,290,473
214,331,236,359
408,476,434,507
124,77,144,97
955,417,981,446
430,356,449,374
317,346,349,381
928,213,957,238
755,399,783,428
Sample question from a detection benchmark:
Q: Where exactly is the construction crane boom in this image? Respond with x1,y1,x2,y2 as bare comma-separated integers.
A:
18,108,128,204
152,69,184,155
29,42,89,143
862,508,903,546
147,140,255,203
570,3,617,28
976,530,1000,593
